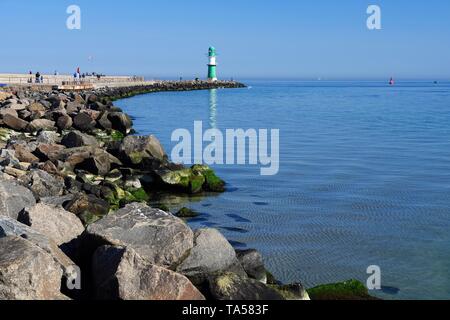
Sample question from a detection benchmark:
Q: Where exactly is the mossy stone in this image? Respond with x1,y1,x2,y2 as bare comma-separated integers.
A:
175,207,199,218
307,279,376,300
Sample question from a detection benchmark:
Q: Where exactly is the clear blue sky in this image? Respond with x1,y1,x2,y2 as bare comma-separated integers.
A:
1,0,449,79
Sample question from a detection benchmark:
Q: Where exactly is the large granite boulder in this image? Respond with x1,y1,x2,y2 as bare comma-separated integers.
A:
86,203,194,268
0,216,75,271
176,228,246,284
0,178,36,219
18,203,84,246
92,245,205,300
0,236,67,300
207,272,284,301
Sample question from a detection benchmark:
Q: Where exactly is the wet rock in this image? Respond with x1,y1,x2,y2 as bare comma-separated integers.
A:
307,280,376,300
0,236,67,300
92,245,205,300
3,114,29,131
175,207,199,218
61,130,99,148
236,249,267,283
155,168,205,194
207,272,284,300
64,193,110,225
176,228,246,285
0,178,36,219
86,203,193,268
18,203,84,246
192,165,226,192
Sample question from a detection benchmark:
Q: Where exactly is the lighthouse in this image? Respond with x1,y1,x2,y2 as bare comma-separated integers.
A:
207,46,217,82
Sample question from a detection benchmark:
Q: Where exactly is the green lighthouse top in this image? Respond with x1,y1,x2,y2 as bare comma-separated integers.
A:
208,46,216,57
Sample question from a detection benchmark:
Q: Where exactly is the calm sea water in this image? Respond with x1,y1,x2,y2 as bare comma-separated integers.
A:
116,80,450,300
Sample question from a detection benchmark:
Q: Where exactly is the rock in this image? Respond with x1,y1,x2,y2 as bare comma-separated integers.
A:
26,169,65,200
176,228,246,284
4,166,27,178
64,193,110,225
120,135,166,166
0,108,18,119
28,119,56,132
40,194,75,207
38,160,60,175
61,130,99,148
34,143,66,162
155,168,205,194
73,112,96,131
269,283,310,300
108,112,132,134
236,249,267,283
86,203,193,268
175,207,199,218
207,272,284,300
12,144,40,163
76,149,122,176
0,216,75,271
192,165,226,192
0,178,36,219
92,245,205,300
37,131,61,144
18,203,84,246
56,114,73,130
97,111,112,130
28,102,46,113
0,92,12,101
3,113,29,131
0,236,66,300
0,149,19,167
307,280,376,300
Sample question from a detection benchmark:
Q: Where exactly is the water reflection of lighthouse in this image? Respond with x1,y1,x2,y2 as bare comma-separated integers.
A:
209,89,217,129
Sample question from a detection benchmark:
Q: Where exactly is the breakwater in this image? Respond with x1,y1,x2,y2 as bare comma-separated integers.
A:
0,82,371,301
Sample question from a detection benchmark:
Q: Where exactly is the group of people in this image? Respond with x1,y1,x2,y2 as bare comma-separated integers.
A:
28,71,43,84
26,68,106,85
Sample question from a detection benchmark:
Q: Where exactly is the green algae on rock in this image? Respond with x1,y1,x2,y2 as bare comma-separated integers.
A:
307,279,377,300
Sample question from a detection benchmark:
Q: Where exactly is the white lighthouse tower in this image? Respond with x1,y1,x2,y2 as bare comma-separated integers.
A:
207,46,218,82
